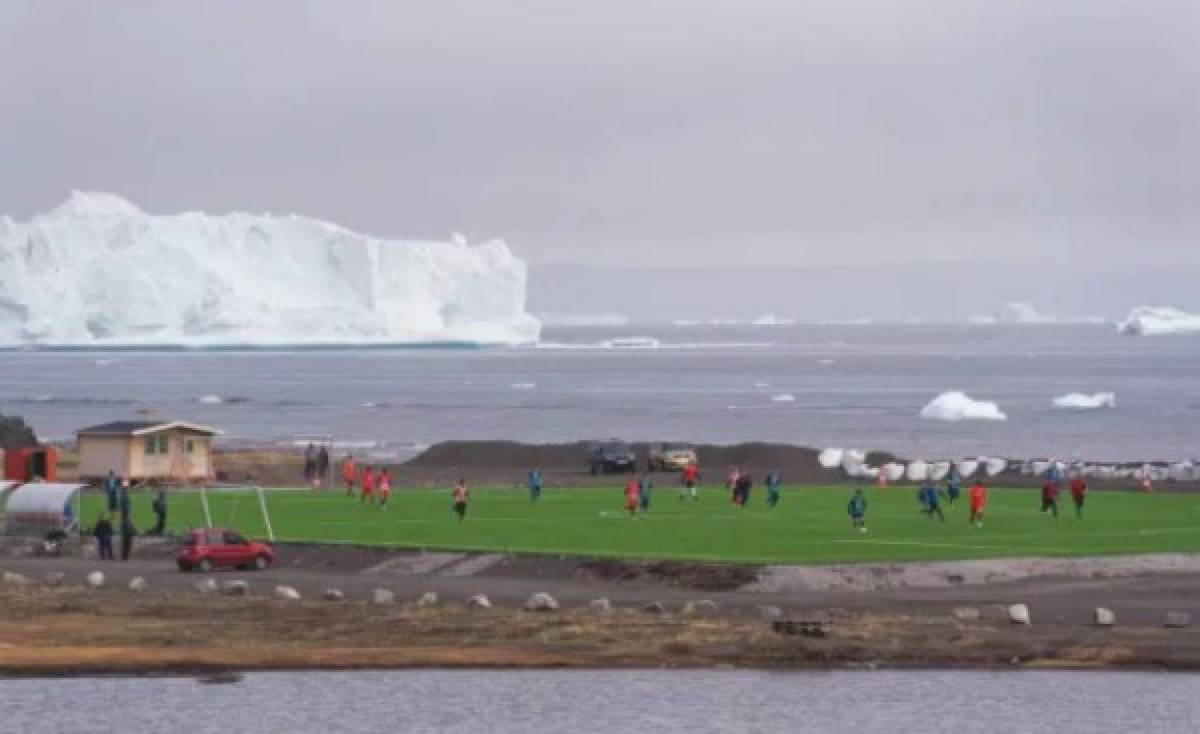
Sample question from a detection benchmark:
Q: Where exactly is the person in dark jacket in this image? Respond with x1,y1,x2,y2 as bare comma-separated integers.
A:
104,470,119,513
118,480,132,525
316,445,330,488
150,489,167,535
765,471,782,508
120,516,136,561
94,513,114,561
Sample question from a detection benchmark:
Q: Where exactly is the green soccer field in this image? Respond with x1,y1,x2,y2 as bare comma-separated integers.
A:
81,485,1200,565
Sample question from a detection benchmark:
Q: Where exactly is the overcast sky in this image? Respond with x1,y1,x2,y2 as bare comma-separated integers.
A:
2,1,1197,269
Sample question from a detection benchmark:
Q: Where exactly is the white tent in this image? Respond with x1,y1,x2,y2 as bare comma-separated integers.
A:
4,482,84,537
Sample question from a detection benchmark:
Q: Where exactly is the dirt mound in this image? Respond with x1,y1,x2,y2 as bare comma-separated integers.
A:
581,559,762,592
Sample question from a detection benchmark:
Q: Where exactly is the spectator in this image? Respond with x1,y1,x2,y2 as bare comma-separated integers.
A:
94,513,114,561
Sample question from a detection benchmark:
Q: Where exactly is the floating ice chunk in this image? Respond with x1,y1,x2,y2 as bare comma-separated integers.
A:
998,302,1054,324
818,448,844,469
751,313,795,326
920,391,1007,422
1117,307,1200,336
968,315,997,325
198,394,223,405
771,394,796,403
753,381,770,388
1053,392,1116,410
0,191,540,346
510,382,537,390
599,336,661,349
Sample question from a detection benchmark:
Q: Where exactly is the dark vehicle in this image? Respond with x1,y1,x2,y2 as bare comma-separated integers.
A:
588,440,638,475
176,528,273,572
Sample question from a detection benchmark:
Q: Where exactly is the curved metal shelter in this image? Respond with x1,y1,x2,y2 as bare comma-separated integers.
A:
3,482,83,537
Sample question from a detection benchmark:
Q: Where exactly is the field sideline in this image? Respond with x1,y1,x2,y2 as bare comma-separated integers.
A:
82,485,1200,565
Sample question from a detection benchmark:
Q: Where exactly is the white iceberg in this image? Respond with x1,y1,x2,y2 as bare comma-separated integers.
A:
751,313,795,326
1117,307,1200,336
920,391,1007,422
818,448,844,469
1052,392,1116,410
998,302,1054,324
0,192,540,346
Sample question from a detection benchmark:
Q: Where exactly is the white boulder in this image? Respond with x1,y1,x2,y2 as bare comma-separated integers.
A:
818,448,844,469
127,576,147,592
273,585,301,600
523,592,560,612
416,591,439,607
86,571,105,588
1007,604,1031,625
467,593,492,609
1094,608,1116,627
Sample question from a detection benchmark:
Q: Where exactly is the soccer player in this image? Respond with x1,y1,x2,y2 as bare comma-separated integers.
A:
920,481,944,521
1070,474,1087,518
341,456,357,497
379,468,392,509
624,477,640,517
734,474,752,507
1040,479,1059,518
726,466,740,505
848,488,867,533
968,481,987,527
944,466,962,505
680,462,700,502
528,467,543,502
361,465,376,505
765,470,782,508
638,473,653,513
452,479,469,521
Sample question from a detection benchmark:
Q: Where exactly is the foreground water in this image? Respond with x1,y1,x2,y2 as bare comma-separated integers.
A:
3,669,1197,733
2,324,1198,460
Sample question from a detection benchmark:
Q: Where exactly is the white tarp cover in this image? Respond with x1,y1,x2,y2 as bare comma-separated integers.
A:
4,482,83,536
0,480,17,494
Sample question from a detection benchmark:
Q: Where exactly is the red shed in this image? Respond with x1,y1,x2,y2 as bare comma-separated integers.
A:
3,446,57,482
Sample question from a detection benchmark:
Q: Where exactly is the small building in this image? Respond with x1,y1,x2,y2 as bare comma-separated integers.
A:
76,421,219,482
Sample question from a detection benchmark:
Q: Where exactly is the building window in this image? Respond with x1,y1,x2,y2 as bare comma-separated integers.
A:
144,437,156,455
157,435,169,454
185,439,195,454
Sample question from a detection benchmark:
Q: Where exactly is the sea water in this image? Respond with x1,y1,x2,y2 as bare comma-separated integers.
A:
2,669,1196,733
2,324,1197,461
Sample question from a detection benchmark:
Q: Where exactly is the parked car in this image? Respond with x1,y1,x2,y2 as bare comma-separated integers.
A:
588,440,638,474
648,442,698,471
176,528,273,572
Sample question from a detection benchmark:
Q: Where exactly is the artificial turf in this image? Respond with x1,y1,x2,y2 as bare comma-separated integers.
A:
81,484,1200,565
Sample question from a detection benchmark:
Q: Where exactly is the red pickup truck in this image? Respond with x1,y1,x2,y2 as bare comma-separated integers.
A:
176,528,273,572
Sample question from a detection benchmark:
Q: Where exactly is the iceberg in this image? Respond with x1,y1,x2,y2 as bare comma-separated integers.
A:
919,391,1007,422
0,192,541,346
997,302,1054,324
1117,307,1200,336
1052,392,1116,410
751,313,795,326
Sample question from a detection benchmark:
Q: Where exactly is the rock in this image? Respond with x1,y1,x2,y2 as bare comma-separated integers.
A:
44,571,65,587
221,580,250,596
372,589,395,605
524,592,559,612
416,591,439,607
86,571,105,588
1007,604,1031,625
756,604,784,620
1094,607,1116,627
641,601,666,615
323,587,346,602
2,571,30,585
772,619,827,638
467,593,492,609
588,597,613,614
953,607,981,621
1165,611,1191,628
683,599,719,617
193,578,219,595
128,576,147,592
273,585,301,601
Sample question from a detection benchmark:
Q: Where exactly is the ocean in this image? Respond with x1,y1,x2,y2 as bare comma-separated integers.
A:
1,324,1197,461
3,669,1197,733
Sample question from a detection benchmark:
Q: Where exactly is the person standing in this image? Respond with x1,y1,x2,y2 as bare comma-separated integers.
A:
848,489,868,533
921,482,945,521
150,488,167,535
104,470,119,514
94,513,114,561
624,477,640,517
361,465,376,505
944,466,962,505
765,471,782,508
680,462,700,502
452,479,469,521
734,473,752,507
342,456,357,497
379,468,392,509
969,481,987,528
638,473,653,514
119,515,136,561
118,480,132,526
726,466,740,505
528,467,543,502
303,443,317,486
316,445,330,488
1040,479,1060,518
1070,474,1088,519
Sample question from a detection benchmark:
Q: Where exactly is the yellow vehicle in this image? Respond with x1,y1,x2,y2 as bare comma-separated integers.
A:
648,443,698,472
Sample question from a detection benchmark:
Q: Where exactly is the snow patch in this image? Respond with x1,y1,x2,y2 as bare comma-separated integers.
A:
1053,392,1116,410
0,191,540,346
1117,307,1200,336
920,391,1007,422
750,313,795,326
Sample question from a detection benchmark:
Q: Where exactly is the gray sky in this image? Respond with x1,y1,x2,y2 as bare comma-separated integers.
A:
2,0,1198,269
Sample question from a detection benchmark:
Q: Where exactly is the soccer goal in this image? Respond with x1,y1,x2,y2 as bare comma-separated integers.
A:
190,484,277,542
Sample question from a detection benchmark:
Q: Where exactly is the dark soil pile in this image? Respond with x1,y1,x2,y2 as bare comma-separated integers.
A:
0,413,38,449
580,559,762,592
